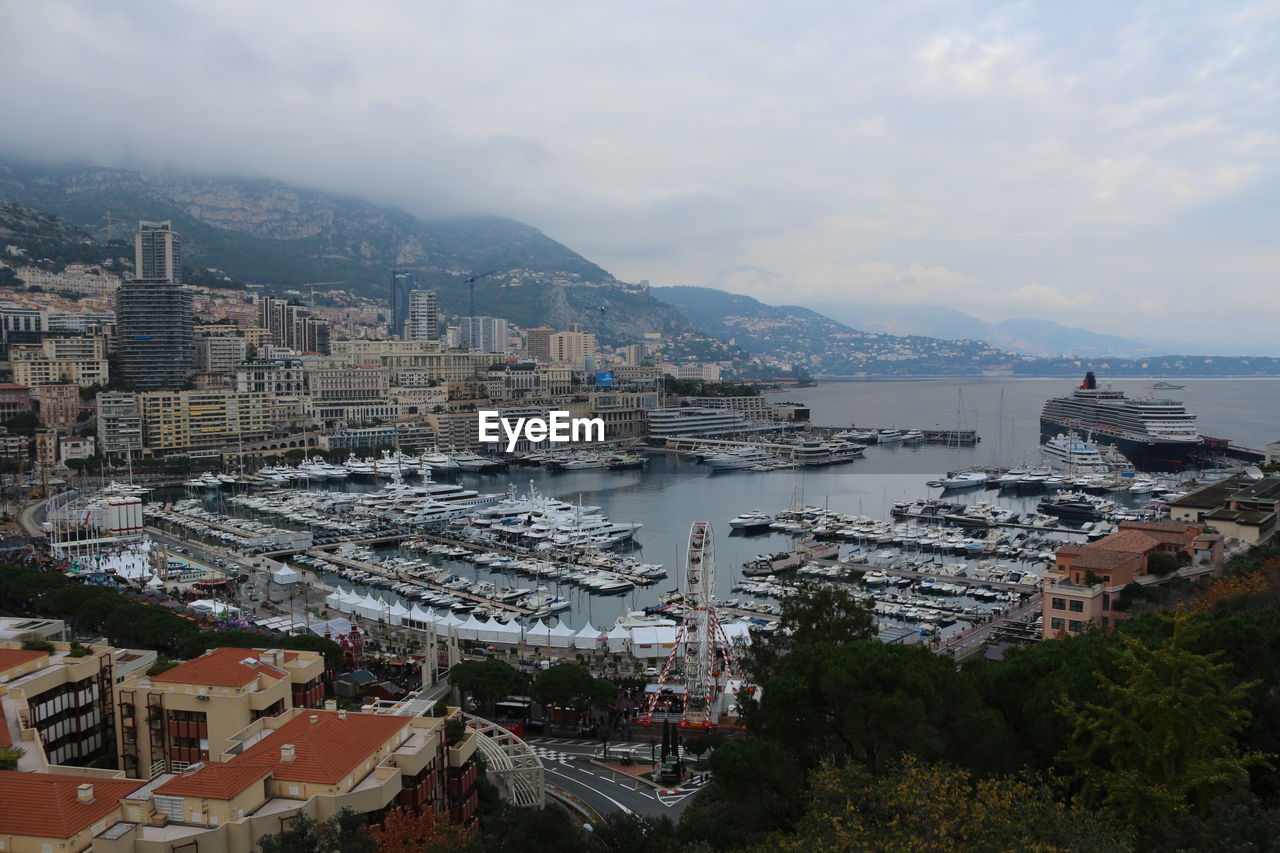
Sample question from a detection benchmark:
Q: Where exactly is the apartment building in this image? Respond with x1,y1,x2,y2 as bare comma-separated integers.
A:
89,707,477,853
0,642,117,769
195,335,248,374
524,326,555,361
304,366,395,424
0,770,143,853
136,390,280,456
114,647,325,780
36,383,81,429
97,392,143,457
9,335,110,387
1041,521,1222,639
549,328,596,368
1168,475,1280,545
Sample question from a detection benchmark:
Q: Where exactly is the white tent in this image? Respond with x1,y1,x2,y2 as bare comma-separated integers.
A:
525,619,551,647
408,604,435,629
189,599,240,618
606,624,630,653
456,614,484,641
306,616,352,637
494,619,522,644
477,617,503,644
272,565,301,585
387,601,410,626
722,621,754,647
630,626,679,657
355,594,385,620
573,622,604,650
548,619,576,649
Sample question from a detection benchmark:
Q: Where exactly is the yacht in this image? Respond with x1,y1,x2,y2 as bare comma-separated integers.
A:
1041,372,1201,468
1040,433,1113,474
878,429,904,443
939,470,989,490
729,510,773,531
344,455,378,477
706,447,778,470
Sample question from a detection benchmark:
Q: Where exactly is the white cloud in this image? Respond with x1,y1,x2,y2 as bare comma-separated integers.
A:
0,0,1277,346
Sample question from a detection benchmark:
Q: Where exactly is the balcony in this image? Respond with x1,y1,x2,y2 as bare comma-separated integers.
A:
447,731,477,769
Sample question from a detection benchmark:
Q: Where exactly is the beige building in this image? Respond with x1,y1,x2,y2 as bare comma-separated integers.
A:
0,770,143,853
136,390,283,456
36,382,81,429
1168,476,1280,545
0,642,118,770
115,647,326,779
525,326,555,361
549,329,596,368
9,335,110,387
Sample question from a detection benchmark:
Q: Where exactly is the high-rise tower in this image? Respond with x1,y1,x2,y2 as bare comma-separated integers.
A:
390,271,417,338
115,221,194,388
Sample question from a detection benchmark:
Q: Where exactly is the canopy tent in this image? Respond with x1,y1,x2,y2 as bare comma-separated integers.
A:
456,614,485,641
548,619,576,649
606,624,631,653
493,619,522,644
525,619,551,648
629,626,679,658
573,622,604,650
477,617,503,644
272,565,302,585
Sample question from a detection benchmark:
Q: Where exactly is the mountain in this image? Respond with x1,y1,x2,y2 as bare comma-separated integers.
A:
807,302,1166,358
0,160,690,342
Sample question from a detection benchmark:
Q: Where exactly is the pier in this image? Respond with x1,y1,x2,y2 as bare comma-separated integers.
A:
305,546,535,616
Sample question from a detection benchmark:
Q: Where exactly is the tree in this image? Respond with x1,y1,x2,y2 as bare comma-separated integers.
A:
678,738,806,850
447,658,521,714
256,808,375,853
475,803,588,853
752,640,1012,774
753,755,1130,853
532,662,595,727
742,581,875,683
1147,552,1180,577
586,812,678,853
1058,608,1266,823
366,805,468,853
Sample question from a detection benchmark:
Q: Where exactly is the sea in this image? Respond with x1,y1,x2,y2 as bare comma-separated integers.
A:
194,378,1279,633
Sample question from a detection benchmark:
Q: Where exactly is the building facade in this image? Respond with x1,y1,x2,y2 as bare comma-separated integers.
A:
407,290,439,341
97,392,143,457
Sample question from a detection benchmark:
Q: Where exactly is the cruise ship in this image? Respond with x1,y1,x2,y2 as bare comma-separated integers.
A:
1040,373,1202,469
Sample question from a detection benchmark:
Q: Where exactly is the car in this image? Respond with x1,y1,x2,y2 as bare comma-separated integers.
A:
249,594,260,602
643,667,660,677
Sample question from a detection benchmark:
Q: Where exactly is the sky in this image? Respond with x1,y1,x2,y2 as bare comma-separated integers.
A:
1,1,1278,348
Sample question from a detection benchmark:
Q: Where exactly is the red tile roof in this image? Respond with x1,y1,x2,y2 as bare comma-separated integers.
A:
0,770,142,839
0,648,48,674
152,647,287,688
0,703,11,748
232,711,408,785
1094,530,1161,554
154,762,270,800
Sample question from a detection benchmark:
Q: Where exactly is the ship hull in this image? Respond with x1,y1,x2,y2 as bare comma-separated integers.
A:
1040,418,1199,471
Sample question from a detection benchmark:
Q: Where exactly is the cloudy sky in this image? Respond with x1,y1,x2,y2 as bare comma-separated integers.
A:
2,1,1277,348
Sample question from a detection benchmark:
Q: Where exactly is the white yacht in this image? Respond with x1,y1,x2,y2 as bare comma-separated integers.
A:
940,471,989,490
729,510,774,531
878,429,904,443
344,455,378,477
1040,433,1113,474
707,447,778,470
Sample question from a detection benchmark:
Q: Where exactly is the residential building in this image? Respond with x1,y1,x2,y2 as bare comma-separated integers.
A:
115,647,325,779
321,422,437,453
137,390,280,456
259,297,331,354
461,316,509,353
114,279,195,388
390,270,417,338
90,707,477,853
1042,521,1222,639
37,383,80,429
195,335,248,374
0,384,33,418
0,770,142,853
97,392,143,457
682,395,769,419
331,339,442,365
407,290,439,341
525,326,555,361
483,362,549,404
15,262,122,296
135,221,181,283
0,305,47,353
0,428,31,458
9,335,110,387
0,641,117,768
234,360,306,395
549,328,596,368
304,366,395,424
1168,475,1280,544
60,435,95,464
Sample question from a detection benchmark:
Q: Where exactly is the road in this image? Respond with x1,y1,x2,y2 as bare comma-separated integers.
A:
525,736,707,818
937,596,1040,658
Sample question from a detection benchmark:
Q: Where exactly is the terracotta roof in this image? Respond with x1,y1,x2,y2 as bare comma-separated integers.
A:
152,647,287,688
1094,530,1161,554
0,648,48,674
0,770,142,839
154,762,270,800
1117,521,1202,544
232,711,409,785
1070,548,1141,572
0,703,11,748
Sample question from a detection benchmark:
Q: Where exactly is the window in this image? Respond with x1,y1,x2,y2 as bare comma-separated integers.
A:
1068,620,1083,633
1050,617,1064,630
154,795,184,822
1068,600,1084,613
1051,598,1066,611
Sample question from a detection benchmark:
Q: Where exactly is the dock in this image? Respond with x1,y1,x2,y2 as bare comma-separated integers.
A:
306,546,534,616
